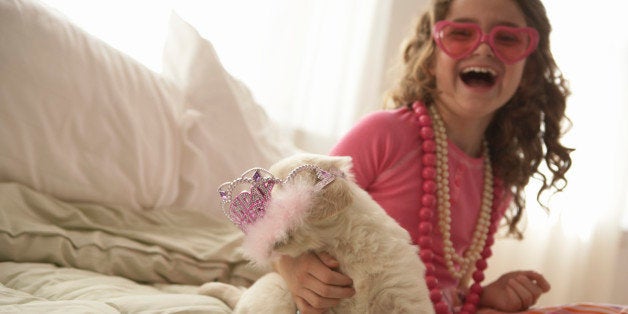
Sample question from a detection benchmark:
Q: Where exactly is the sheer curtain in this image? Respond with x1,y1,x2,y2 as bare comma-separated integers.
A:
39,0,628,305
169,0,395,152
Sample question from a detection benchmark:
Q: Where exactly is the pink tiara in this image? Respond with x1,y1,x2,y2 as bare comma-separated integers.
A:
218,164,339,232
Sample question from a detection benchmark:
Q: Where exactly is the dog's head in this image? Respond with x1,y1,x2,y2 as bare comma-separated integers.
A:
241,153,354,266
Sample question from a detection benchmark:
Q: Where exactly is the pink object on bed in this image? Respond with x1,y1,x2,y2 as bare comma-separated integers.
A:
479,303,627,314
527,303,627,314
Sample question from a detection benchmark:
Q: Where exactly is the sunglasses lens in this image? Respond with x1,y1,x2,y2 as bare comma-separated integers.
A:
492,28,534,63
438,24,480,59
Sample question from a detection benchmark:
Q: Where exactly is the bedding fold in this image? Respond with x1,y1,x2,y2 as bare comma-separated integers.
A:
0,182,264,285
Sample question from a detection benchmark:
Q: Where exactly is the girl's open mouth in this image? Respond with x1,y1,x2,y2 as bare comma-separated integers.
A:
460,67,497,88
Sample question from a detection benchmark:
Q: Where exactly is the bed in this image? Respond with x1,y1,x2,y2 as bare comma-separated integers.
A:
0,0,296,311
1,1,626,313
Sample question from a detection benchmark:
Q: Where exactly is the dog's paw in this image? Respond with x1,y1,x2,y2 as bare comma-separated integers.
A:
198,281,246,309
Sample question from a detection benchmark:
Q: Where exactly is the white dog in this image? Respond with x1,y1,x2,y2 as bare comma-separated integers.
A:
202,153,434,314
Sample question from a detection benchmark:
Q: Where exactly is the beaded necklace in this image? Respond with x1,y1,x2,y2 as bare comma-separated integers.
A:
412,101,501,314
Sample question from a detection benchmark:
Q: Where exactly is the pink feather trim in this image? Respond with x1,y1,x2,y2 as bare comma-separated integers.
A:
242,180,315,265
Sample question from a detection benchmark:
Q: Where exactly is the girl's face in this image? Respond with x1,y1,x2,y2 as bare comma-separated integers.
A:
432,0,529,124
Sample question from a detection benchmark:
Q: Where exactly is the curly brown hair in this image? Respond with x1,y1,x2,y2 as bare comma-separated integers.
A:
385,0,573,238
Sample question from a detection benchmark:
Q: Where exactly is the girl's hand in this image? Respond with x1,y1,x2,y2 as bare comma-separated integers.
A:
274,252,355,314
479,271,551,312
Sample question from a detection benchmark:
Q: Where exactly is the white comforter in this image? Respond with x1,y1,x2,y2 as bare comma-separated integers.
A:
0,262,230,313
0,182,262,313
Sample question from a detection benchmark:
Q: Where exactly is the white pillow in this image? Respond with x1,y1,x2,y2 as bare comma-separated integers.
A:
162,13,298,215
0,0,184,210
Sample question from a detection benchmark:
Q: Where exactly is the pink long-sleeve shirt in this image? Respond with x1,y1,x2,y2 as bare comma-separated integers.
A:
330,107,510,292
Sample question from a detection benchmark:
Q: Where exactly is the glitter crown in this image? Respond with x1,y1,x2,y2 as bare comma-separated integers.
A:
218,164,339,232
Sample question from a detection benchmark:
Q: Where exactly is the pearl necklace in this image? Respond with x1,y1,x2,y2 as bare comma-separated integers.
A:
429,104,493,280
412,101,501,314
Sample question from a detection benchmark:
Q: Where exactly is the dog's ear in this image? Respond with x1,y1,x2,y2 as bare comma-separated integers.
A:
306,155,354,221
308,174,353,221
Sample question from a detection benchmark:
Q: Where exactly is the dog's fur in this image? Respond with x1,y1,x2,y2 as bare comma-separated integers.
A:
201,153,434,314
